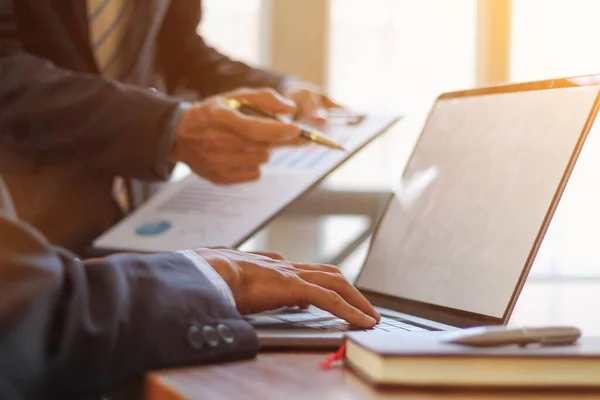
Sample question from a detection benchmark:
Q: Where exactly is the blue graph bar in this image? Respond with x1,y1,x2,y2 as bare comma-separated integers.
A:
268,150,290,167
268,139,344,169
305,149,329,169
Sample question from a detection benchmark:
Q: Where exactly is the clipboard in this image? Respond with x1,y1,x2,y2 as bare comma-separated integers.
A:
91,114,401,254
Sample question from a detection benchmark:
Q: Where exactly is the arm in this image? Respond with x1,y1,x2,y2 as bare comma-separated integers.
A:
156,1,341,124
0,0,182,181
0,177,258,399
156,0,293,98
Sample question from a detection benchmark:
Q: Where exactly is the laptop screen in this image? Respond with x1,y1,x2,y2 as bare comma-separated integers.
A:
356,82,600,322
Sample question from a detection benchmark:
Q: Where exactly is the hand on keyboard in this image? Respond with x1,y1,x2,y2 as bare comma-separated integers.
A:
195,248,381,328
263,307,430,333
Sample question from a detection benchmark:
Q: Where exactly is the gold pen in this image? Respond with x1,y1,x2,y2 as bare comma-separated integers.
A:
223,98,346,151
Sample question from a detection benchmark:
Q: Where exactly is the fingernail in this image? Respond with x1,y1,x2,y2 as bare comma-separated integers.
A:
282,97,296,106
280,97,297,110
365,316,377,327
313,108,327,119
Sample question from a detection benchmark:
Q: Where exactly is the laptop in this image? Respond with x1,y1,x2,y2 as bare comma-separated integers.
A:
248,75,600,348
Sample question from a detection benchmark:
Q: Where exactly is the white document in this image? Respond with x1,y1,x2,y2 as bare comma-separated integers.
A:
93,115,400,253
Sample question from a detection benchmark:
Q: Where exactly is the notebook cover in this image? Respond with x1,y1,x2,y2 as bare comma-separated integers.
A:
345,331,600,359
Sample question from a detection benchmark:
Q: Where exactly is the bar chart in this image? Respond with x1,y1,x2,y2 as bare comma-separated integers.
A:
267,136,350,170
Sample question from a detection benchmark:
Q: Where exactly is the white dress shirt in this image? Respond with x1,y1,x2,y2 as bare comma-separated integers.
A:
177,250,236,308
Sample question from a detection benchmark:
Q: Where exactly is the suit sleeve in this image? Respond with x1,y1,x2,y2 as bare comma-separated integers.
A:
0,178,259,400
156,0,294,98
0,0,182,181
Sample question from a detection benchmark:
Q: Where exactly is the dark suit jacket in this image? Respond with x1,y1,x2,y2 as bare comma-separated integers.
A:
0,0,288,254
0,175,259,400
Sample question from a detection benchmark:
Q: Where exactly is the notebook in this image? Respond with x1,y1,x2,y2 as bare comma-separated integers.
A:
344,331,600,389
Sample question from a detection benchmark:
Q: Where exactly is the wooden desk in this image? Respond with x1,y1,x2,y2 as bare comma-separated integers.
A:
146,280,600,400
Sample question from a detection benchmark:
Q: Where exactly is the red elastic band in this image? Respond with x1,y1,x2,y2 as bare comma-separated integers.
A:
318,345,346,369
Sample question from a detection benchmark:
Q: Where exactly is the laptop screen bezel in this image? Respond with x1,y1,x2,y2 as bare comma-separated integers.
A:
355,74,600,329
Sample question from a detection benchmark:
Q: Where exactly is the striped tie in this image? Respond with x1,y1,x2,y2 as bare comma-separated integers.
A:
87,0,134,79
88,0,134,213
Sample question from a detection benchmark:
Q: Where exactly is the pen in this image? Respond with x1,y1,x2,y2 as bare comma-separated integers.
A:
443,326,582,347
223,98,346,151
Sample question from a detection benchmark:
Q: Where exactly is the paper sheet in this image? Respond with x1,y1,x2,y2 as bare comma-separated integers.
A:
93,115,400,252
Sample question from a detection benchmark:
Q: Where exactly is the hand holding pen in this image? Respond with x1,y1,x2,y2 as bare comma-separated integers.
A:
170,86,360,185
171,88,306,184
223,97,346,150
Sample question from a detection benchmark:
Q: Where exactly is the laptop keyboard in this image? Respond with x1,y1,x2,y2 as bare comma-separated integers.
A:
261,307,431,333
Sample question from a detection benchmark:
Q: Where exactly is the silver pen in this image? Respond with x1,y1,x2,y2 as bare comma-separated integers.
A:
443,325,582,347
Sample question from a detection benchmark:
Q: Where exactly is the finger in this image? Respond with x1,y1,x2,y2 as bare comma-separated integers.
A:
269,136,311,148
201,130,271,152
216,105,301,144
199,167,261,185
297,282,377,328
204,149,270,169
228,87,297,115
296,91,327,124
250,251,285,260
321,94,343,109
299,271,380,322
292,262,340,274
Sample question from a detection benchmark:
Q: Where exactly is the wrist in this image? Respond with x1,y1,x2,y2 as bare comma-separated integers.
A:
193,248,240,292
175,102,195,132
170,103,195,164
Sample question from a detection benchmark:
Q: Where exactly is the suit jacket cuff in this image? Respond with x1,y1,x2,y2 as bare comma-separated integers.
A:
47,250,259,396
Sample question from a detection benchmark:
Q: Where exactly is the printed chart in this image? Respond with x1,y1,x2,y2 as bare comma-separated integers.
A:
267,136,351,170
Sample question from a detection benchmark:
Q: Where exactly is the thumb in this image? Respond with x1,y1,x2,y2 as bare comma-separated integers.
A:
300,91,327,124
321,94,343,109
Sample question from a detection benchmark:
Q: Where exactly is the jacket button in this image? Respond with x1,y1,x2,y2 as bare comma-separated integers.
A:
203,325,220,347
217,324,235,345
187,324,205,350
